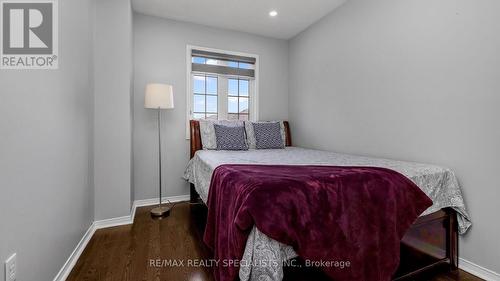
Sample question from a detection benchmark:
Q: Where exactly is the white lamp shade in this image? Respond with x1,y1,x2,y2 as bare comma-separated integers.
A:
144,83,174,109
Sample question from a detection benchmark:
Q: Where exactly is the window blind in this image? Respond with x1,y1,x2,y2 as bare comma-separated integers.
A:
191,49,256,78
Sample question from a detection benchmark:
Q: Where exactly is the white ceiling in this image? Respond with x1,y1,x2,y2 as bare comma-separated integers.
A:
132,0,346,39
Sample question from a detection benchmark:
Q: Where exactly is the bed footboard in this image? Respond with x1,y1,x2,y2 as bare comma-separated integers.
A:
393,208,458,280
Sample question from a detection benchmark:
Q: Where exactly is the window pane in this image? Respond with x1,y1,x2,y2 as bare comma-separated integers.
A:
239,114,249,121
227,61,238,68
192,57,206,64
239,63,253,69
239,80,249,96
207,96,217,113
206,113,218,120
193,95,205,112
193,113,205,119
228,96,238,113
193,76,205,94
206,59,218,65
228,79,238,96
228,113,238,120
207,77,217,95
239,97,249,114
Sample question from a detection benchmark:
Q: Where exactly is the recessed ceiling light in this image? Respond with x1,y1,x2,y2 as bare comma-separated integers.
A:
269,10,278,17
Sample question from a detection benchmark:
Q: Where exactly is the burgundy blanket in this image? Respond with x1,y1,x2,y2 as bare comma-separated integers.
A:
203,165,432,281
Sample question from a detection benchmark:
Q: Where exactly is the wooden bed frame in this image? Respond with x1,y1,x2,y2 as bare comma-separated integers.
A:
188,120,458,280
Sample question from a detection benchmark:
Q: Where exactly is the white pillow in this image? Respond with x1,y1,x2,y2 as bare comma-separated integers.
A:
199,120,244,150
244,121,286,149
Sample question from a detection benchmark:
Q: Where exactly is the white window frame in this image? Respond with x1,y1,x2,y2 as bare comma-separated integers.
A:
186,45,259,139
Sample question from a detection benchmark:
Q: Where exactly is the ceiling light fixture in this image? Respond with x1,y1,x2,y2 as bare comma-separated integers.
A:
269,10,278,17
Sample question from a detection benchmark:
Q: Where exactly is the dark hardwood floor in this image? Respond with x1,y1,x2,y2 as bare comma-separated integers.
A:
67,202,482,281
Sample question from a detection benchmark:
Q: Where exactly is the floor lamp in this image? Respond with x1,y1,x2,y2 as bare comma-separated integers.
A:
144,83,174,217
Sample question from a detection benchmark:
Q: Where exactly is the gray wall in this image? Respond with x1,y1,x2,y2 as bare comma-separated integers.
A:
289,0,500,272
93,0,133,220
133,13,289,200
0,0,95,280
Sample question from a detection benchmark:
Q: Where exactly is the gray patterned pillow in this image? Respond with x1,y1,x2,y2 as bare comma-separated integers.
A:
245,121,286,149
252,122,285,149
199,120,244,149
214,124,248,150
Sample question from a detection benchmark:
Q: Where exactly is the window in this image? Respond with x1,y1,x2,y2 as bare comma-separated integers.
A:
187,46,258,133
227,78,249,120
193,75,218,120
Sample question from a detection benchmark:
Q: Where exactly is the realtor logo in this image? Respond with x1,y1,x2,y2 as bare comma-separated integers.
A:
1,0,58,69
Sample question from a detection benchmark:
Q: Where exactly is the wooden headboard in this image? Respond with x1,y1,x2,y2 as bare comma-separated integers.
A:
189,120,292,158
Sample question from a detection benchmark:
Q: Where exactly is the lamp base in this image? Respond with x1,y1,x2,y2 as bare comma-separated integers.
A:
150,205,171,217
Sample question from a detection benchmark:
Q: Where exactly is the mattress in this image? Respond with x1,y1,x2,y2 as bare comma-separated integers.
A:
183,147,471,281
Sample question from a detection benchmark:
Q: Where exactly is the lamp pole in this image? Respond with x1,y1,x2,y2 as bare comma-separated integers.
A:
150,108,170,217
157,108,162,209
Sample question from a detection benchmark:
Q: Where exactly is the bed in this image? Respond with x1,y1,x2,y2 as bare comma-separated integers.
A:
184,120,471,281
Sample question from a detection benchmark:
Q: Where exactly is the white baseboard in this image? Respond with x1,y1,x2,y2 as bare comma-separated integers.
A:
53,222,96,281
94,215,133,229
460,258,500,281
94,194,190,229
53,194,190,281
134,194,191,208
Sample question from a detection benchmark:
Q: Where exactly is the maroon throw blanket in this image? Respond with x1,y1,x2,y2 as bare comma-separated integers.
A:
203,165,432,281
